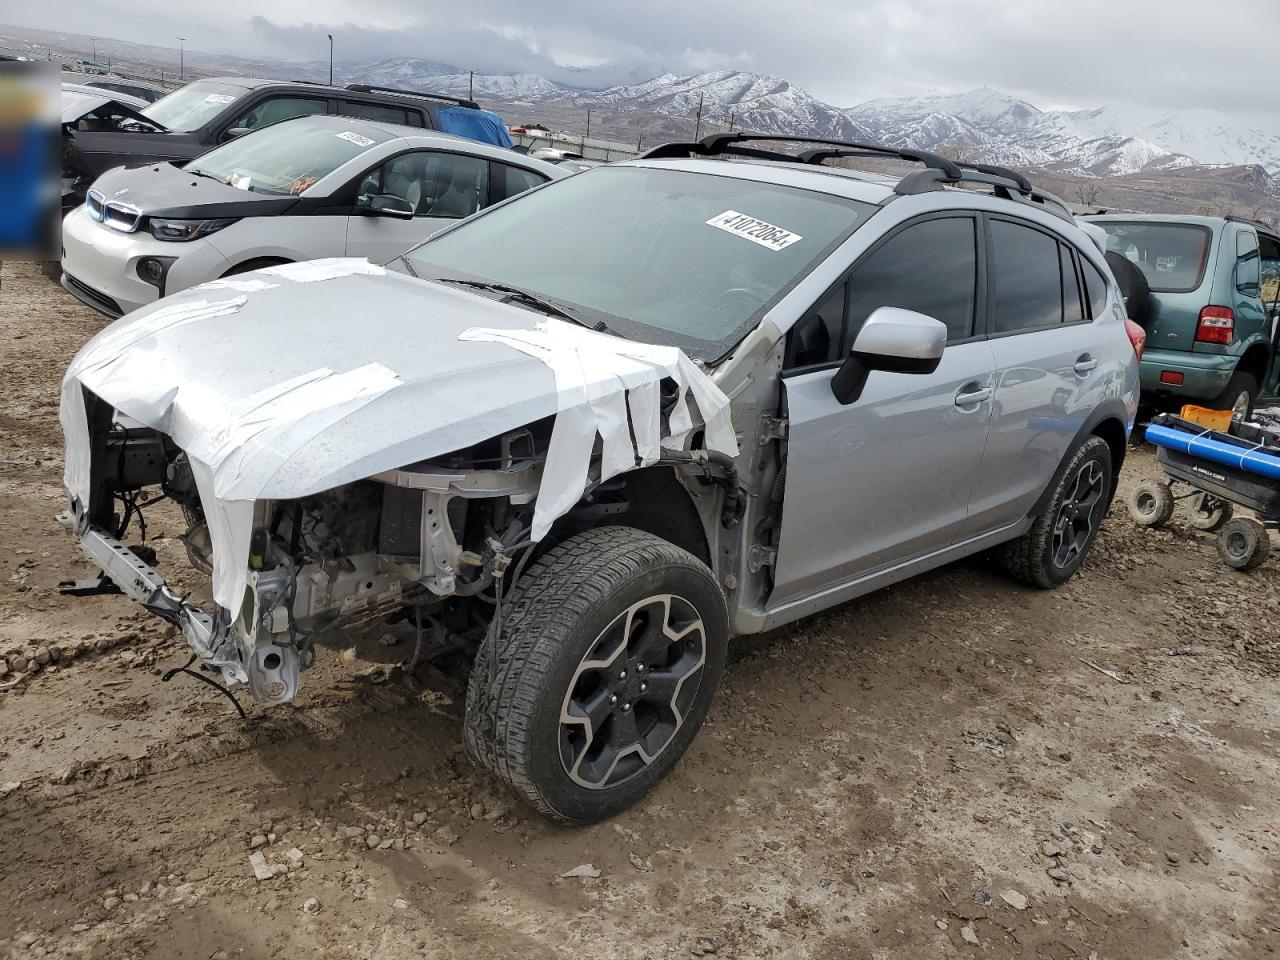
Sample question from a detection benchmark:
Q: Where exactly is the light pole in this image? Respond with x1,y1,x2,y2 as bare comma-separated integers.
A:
176,36,186,80
468,70,474,101
90,36,97,64
328,34,333,85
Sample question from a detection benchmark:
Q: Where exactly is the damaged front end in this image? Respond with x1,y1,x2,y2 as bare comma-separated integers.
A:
61,404,548,704
57,263,740,708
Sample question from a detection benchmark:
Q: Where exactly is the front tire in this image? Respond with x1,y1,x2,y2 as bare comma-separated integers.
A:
1001,436,1113,589
464,527,728,826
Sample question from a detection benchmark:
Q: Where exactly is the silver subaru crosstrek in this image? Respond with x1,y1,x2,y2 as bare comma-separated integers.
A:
59,134,1140,826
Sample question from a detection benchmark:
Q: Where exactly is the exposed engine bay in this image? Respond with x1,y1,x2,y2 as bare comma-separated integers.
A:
62,404,742,707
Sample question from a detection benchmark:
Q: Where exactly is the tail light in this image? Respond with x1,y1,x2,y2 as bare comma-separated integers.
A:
1124,318,1146,360
1195,306,1234,345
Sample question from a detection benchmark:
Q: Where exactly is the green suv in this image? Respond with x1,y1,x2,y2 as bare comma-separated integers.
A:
1086,214,1280,418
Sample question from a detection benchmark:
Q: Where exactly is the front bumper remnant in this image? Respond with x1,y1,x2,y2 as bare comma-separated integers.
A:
58,516,250,690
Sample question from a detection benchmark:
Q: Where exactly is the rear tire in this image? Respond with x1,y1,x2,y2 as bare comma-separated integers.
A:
1128,480,1175,528
1001,435,1113,589
1216,517,1270,571
464,527,728,826
1212,370,1258,422
1186,492,1233,532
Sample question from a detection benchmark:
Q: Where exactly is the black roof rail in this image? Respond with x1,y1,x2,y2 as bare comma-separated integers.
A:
344,83,479,110
640,131,1074,222
1225,214,1279,238
641,132,963,177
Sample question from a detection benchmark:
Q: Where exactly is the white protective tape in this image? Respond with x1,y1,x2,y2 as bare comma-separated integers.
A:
197,277,281,294
260,258,387,284
61,291,402,619
459,318,738,540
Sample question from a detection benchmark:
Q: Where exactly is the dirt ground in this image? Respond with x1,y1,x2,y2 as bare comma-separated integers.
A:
2,260,1280,960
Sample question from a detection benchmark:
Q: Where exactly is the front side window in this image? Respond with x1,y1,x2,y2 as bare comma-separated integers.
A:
1260,235,1280,311
1094,221,1211,293
229,96,328,134
404,166,873,360
187,121,385,196
360,152,489,218
990,219,1063,333
1236,229,1261,297
845,216,978,345
786,282,846,368
142,80,249,132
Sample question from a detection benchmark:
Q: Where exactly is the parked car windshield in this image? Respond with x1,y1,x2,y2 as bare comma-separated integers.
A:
186,121,384,196
143,80,250,132
404,165,874,359
1094,221,1212,293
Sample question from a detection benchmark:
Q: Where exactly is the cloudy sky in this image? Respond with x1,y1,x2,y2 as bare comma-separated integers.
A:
6,0,1280,123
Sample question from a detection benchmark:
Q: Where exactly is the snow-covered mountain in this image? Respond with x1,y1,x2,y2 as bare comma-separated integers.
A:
571,71,875,141
334,56,1279,178
344,58,566,102
845,88,1280,178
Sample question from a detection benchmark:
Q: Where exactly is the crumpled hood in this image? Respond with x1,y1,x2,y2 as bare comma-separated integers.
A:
63,263,564,504
59,259,736,619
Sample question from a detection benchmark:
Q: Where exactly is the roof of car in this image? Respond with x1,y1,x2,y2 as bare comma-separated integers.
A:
1084,213,1227,226
279,114,564,174
627,156,898,205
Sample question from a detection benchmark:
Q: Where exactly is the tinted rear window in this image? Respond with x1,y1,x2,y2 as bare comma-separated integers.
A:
1095,221,1211,293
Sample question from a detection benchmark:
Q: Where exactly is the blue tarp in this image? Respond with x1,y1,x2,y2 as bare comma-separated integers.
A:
436,106,513,148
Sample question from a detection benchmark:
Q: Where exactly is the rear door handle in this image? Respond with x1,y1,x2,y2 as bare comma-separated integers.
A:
1074,354,1098,375
954,386,992,406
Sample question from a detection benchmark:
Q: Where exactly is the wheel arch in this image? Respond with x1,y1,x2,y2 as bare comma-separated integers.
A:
1236,341,1271,387
1028,403,1130,520
543,465,713,569
220,256,294,277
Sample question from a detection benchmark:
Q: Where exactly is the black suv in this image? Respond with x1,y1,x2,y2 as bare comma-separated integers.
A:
62,78,493,208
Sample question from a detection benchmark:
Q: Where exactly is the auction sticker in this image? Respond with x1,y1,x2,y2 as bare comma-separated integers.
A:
706,210,802,251
336,131,375,147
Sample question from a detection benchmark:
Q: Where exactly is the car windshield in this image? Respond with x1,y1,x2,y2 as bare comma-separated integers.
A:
143,80,249,132
1095,221,1212,293
403,165,873,359
186,121,383,196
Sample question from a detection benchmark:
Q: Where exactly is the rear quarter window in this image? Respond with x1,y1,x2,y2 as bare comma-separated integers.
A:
1081,258,1110,318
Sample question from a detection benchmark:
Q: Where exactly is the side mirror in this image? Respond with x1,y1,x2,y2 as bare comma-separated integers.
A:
362,193,414,220
225,126,253,140
831,306,947,405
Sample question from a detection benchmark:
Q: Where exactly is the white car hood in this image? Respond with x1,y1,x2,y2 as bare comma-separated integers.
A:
60,259,736,618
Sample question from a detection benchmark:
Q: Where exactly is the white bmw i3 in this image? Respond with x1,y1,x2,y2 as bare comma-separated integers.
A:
61,114,564,316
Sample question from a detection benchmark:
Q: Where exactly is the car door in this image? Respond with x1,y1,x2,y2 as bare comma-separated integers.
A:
344,150,490,263
964,216,1102,536
770,214,998,605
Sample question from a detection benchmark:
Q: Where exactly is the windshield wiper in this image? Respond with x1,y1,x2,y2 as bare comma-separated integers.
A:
187,168,230,186
432,277,606,331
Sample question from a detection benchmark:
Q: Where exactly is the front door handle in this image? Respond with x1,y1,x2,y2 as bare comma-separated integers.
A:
1074,354,1098,375
955,386,992,406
